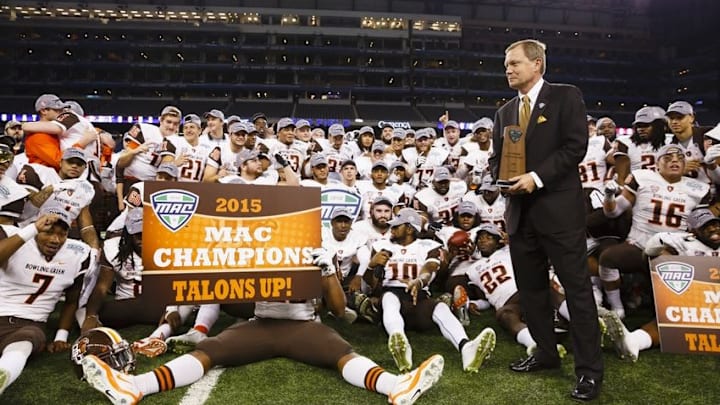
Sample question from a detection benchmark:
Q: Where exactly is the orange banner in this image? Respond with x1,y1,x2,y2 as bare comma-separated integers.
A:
650,256,720,355
141,182,322,304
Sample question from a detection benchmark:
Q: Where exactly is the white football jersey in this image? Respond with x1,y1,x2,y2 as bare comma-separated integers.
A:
267,139,309,175
123,124,165,181
579,136,611,189
102,236,143,300
372,239,442,289
54,111,100,162
459,148,492,175
672,137,713,186
402,147,449,187
322,228,368,278
414,180,467,224
463,192,507,233
356,181,401,219
205,142,245,173
433,137,467,170
614,136,667,173
19,178,95,227
351,219,392,250
0,225,92,322
625,169,710,248
166,135,214,182
325,146,354,173
467,246,517,309
0,174,30,219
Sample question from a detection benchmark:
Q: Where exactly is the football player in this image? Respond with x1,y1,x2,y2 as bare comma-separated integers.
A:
366,208,496,373
611,106,668,186
166,114,213,182
202,122,249,183
356,161,401,219
0,211,95,395
81,249,444,405
602,208,720,362
402,129,449,188
0,144,29,225
462,175,507,233
414,167,467,226
600,144,715,318
198,109,227,146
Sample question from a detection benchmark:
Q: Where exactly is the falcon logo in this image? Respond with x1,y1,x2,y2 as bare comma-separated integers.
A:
656,261,694,295
150,189,199,232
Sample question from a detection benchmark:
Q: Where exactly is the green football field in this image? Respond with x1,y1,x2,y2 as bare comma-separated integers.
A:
4,308,718,405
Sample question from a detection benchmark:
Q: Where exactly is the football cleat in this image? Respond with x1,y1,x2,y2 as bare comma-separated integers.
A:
354,293,380,324
462,327,496,372
387,354,444,405
388,332,413,373
81,354,142,405
0,368,9,396
452,285,470,327
602,310,639,362
132,337,167,358
596,307,610,348
165,329,207,355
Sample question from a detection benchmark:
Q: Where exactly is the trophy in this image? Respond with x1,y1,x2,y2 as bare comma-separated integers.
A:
496,125,526,188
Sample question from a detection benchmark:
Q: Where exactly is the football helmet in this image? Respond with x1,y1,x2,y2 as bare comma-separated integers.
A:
71,327,136,378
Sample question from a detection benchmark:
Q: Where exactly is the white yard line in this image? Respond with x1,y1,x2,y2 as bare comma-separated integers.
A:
178,367,225,405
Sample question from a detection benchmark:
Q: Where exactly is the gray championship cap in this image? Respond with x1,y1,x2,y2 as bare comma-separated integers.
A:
666,101,694,116
156,163,179,179
477,223,502,238
310,154,329,168
444,120,459,129
433,167,451,181
125,208,144,235
183,114,202,127
655,144,685,160
457,201,478,216
687,208,719,230
204,109,225,121
295,119,311,129
236,150,259,167
471,118,494,133
161,105,182,117
328,124,345,137
633,106,666,125
62,148,88,163
387,208,423,231
331,208,353,221
276,117,295,131
35,94,67,111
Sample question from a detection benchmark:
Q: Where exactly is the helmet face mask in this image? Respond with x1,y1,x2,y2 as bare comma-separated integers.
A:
71,327,136,378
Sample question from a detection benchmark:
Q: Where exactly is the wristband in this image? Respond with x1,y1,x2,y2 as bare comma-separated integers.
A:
18,224,39,242
54,329,69,343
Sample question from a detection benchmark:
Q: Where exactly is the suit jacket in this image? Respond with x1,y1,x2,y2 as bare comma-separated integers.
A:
489,82,588,235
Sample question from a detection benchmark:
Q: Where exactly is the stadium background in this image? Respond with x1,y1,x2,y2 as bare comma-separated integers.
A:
1,0,718,133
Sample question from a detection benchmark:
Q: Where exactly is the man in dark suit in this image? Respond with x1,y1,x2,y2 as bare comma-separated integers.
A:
489,39,603,401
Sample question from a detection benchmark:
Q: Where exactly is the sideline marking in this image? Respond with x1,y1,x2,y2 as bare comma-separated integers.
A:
178,367,225,405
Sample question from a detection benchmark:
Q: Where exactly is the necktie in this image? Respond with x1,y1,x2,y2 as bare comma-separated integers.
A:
519,95,531,133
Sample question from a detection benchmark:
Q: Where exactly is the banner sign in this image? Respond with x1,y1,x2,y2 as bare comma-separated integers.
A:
141,182,322,304
651,256,720,355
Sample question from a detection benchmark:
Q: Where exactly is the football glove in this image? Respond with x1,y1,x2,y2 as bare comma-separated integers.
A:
311,248,337,277
703,144,720,165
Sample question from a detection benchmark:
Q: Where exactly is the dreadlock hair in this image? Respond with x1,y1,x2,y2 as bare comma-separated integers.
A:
631,119,668,151
114,227,140,269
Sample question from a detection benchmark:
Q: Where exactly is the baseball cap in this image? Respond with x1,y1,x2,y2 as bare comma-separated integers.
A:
236,150,259,167
183,114,202,127
62,148,88,163
479,175,498,191
425,127,437,138
477,223,502,238
405,128,415,137
251,112,267,122
372,142,386,153
276,117,295,131
340,159,356,169
457,201,478,216
310,154,328,167
156,163,179,179
687,208,719,230
228,122,248,134
390,161,406,171
471,118,493,133
204,109,225,121
392,128,406,139
586,115,597,123
416,128,431,140
666,101,694,116
372,195,394,207
295,119,311,129
433,167,451,181
331,208,353,221
444,120,459,129
655,143,685,160
4,120,21,131
35,94,68,111
65,100,84,116
359,126,375,135
39,204,72,227
387,208,423,231
226,115,242,126
381,122,394,129
633,106,665,125
328,124,345,137
245,123,258,134
705,123,720,143
161,106,182,117
124,208,144,235
596,117,615,128
371,160,389,171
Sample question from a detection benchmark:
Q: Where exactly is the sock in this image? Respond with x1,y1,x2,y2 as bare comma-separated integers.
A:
631,330,653,351
558,301,570,321
341,355,397,395
150,324,173,340
134,354,205,394
432,303,469,350
0,341,33,388
381,293,405,335
606,289,624,311
515,327,535,348
193,304,220,333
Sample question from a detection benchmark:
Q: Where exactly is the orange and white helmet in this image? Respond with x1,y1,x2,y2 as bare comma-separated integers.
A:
71,327,136,378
